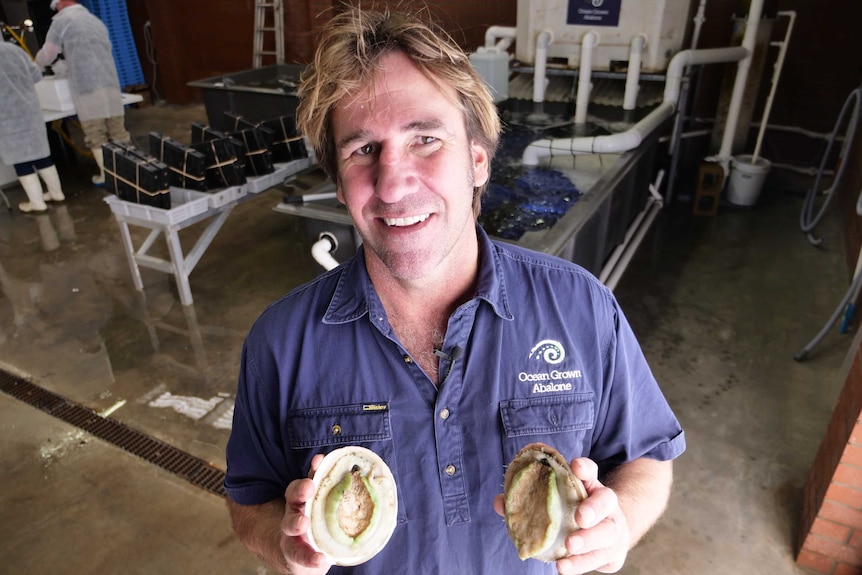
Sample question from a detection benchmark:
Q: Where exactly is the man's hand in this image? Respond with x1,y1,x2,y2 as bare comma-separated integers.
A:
228,454,332,575
278,473,331,573
493,457,632,574
556,458,630,573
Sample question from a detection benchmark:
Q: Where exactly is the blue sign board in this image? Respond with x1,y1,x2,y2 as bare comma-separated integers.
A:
567,0,622,27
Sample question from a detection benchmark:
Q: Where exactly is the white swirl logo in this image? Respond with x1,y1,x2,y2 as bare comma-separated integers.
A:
529,340,566,365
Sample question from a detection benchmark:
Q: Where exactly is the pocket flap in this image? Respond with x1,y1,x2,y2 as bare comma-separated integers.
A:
288,403,391,448
500,394,594,437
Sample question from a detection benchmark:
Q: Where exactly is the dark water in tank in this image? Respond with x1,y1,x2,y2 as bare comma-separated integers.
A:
479,104,611,241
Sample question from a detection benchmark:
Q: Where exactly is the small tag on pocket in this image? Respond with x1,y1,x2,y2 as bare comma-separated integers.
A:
362,403,388,412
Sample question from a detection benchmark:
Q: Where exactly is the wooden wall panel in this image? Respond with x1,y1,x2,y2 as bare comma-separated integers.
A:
129,0,515,104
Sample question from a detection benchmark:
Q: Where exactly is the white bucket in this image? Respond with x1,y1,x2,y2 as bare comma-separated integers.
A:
726,155,771,206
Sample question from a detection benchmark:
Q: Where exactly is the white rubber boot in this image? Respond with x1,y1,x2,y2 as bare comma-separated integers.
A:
91,147,106,186
37,165,66,202
17,173,48,213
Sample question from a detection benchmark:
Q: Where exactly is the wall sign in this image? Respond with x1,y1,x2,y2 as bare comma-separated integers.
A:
567,0,622,27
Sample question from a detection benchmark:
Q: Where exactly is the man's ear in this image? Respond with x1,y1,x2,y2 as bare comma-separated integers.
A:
471,142,490,189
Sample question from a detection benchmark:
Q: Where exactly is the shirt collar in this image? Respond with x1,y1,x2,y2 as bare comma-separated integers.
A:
323,225,513,325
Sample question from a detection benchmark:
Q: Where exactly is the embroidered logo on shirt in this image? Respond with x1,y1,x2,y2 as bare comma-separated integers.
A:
522,339,582,394
528,340,566,364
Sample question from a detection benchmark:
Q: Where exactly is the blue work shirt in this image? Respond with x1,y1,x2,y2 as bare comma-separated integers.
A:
225,226,685,574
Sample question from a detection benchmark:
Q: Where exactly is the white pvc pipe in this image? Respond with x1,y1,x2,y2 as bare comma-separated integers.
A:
663,47,747,102
668,0,708,156
717,0,766,162
690,0,708,50
623,34,647,111
658,129,712,143
485,26,517,49
533,30,553,103
751,10,795,163
600,170,665,287
575,31,599,123
522,46,748,165
495,37,514,53
604,199,662,291
694,116,838,140
311,233,339,271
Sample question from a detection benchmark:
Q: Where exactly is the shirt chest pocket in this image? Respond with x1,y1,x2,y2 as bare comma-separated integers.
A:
286,403,407,523
499,394,595,466
288,403,392,447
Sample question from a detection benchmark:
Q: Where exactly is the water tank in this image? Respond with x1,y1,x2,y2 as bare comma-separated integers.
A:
515,0,693,72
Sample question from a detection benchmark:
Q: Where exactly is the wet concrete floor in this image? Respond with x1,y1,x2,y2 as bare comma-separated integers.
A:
0,102,850,574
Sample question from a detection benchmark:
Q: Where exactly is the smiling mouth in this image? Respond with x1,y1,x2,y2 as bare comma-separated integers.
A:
383,214,430,227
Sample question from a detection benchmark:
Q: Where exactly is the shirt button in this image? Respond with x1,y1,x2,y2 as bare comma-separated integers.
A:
403,355,413,364
445,464,456,476
331,424,342,436
440,408,450,420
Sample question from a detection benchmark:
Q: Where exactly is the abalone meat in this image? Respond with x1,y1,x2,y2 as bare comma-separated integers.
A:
503,443,588,562
306,446,398,566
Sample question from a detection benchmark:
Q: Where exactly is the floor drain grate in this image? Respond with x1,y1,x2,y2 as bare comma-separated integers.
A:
0,370,226,498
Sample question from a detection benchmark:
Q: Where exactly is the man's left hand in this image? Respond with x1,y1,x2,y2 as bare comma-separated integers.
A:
556,457,630,574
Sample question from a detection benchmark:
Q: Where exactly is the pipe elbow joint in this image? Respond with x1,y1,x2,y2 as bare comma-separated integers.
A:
583,30,600,48
318,232,338,253
521,144,545,166
485,25,517,49
536,29,553,50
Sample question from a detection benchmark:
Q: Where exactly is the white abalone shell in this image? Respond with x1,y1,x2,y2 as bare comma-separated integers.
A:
306,446,398,566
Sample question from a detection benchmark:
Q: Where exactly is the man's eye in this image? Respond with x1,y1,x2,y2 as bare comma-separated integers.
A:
356,144,375,156
419,136,438,145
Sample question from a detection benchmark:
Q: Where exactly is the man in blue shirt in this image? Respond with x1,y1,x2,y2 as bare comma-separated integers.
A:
225,7,685,574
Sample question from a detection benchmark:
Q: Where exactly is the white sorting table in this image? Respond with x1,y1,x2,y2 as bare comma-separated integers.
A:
0,93,145,190
104,158,314,306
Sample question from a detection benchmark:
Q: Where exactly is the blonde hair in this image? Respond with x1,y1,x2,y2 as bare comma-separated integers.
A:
296,6,500,213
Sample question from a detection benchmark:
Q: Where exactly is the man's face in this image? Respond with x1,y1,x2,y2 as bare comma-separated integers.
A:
330,51,489,283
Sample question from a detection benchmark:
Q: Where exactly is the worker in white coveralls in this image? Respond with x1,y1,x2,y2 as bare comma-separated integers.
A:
0,42,66,213
35,0,130,186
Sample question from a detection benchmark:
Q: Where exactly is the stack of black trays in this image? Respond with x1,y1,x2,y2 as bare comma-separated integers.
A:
223,112,275,177
190,123,247,189
148,132,208,191
224,112,308,165
103,142,171,209
261,115,309,163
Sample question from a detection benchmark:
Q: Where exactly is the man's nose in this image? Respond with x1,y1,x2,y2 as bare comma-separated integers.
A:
374,145,415,203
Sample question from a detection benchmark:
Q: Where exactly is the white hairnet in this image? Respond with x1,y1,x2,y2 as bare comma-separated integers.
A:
50,0,61,10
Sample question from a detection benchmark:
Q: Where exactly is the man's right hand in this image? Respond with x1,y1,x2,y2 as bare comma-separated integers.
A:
227,454,331,575
278,467,331,574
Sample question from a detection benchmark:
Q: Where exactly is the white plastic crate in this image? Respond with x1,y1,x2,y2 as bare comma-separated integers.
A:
205,184,247,208
104,187,210,225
